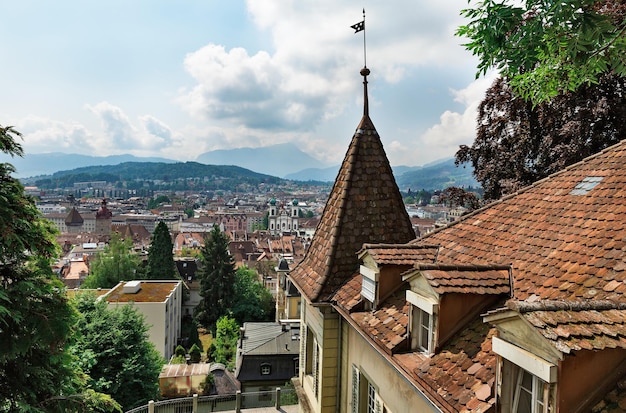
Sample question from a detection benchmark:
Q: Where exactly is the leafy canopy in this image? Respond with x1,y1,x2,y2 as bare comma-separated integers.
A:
0,125,119,413
71,294,164,411
455,73,626,200
457,0,626,103
231,266,274,325
82,233,144,289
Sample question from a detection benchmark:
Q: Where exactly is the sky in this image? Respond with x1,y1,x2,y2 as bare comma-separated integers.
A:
0,0,497,168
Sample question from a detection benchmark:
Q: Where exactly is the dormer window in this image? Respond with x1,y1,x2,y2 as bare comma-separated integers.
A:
492,337,555,413
260,363,271,375
360,265,378,309
406,290,438,354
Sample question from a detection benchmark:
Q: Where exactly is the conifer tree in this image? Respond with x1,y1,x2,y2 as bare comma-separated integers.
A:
194,225,236,332
146,221,176,279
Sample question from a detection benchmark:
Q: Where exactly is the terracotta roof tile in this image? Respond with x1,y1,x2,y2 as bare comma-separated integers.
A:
359,243,439,265
290,114,415,302
394,317,497,412
410,141,626,303
415,264,511,295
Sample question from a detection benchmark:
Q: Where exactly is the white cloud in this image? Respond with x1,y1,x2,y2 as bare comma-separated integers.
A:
415,72,498,160
17,116,95,154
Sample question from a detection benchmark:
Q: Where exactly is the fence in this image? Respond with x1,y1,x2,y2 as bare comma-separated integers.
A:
126,387,297,413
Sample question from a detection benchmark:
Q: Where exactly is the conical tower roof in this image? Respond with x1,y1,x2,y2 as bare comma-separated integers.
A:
290,67,415,303
65,207,84,226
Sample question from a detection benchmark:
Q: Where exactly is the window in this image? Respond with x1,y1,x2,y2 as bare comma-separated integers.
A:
411,307,433,353
305,327,320,399
352,365,385,413
406,290,437,354
260,363,271,375
513,368,546,413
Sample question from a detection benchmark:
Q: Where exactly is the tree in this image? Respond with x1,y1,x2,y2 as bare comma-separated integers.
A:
212,315,239,369
456,74,626,200
438,187,481,211
146,221,176,280
71,294,164,411
231,266,274,325
0,125,119,413
82,233,143,289
194,225,236,331
457,0,626,104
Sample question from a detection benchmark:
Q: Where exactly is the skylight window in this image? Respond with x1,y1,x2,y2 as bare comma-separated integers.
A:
570,176,603,195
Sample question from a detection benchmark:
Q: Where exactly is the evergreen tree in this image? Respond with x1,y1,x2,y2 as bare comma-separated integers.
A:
72,294,164,412
194,225,236,332
82,233,143,289
146,221,176,279
0,125,119,412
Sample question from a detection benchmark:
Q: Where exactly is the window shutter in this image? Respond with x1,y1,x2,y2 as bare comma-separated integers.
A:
300,325,306,375
374,393,384,413
351,365,360,413
312,339,319,397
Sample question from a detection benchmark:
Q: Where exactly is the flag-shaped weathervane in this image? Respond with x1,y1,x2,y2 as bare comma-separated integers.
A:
351,20,364,33
351,9,367,68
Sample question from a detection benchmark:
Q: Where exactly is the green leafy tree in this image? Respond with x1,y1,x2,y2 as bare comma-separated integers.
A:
456,73,626,200
0,125,119,413
212,315,240,369
232,266,274,325
71,294,164,411
194,225,236,331
146,221,176,279
82,233,143,289
457,0,626,103
147,194,170,210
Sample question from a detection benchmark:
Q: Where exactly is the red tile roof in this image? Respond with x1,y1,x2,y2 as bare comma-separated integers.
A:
336,140,626,411
416,264,511,295
395,317,497,413
358,243,439,265
289,114,415,302
413,141,626,304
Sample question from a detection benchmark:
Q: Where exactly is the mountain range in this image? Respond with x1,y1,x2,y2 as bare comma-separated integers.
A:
3,143,478,191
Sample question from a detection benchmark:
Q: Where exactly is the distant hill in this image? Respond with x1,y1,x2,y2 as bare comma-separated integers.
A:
196,143,329,178
286,158,478,191
395,158,478,191
31,161,284,190
0,153,175,179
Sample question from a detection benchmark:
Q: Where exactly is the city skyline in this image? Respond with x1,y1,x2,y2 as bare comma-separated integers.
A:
1,1,497,168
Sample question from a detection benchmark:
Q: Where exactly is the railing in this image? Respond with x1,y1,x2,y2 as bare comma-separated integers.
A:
126,387,298,413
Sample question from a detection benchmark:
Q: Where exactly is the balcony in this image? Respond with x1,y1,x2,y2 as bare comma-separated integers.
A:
125,387,298,413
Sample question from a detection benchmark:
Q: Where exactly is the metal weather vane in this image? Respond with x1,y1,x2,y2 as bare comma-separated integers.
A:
350,9,367,68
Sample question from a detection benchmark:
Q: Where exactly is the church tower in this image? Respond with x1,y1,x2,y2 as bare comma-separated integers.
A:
95,198,113,236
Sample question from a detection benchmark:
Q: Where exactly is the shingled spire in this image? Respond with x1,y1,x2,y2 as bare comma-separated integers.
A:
290,68,416,303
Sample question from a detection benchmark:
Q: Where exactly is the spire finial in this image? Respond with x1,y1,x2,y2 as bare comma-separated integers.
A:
351,10,369,116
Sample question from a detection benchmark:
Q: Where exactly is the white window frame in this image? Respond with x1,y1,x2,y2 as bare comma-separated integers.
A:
512,368,547,413
406,290,437,354
260,363,271,375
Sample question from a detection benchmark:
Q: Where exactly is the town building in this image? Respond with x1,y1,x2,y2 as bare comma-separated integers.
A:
235,321,300,397
268,198,300,236
289,66,626,413
101,279,183,360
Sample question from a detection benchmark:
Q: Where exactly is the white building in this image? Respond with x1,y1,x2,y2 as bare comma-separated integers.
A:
268,198,299,236
101,280,183,360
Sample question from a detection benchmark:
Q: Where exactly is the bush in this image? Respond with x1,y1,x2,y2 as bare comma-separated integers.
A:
175,345,186,358
189,343,202,363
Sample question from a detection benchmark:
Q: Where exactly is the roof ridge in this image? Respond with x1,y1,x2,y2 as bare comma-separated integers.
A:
508,299,626,313
416,263,511,271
